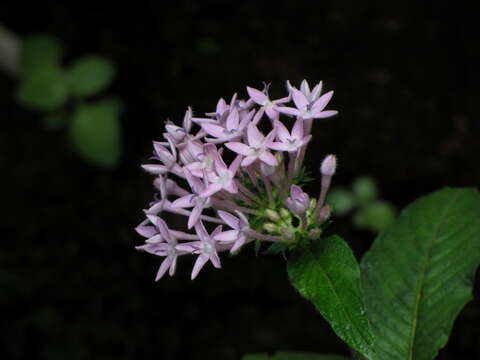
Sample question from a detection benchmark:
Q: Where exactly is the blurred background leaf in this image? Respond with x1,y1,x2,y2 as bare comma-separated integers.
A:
15,65,68,111
69,98,122,168
19,34,62,77
66,55,115,98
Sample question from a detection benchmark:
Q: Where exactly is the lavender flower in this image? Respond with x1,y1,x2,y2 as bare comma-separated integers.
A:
136,80,338,280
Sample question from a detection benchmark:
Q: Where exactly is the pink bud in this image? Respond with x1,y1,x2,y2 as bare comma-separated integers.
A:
320,154,336,176
286,185,310,216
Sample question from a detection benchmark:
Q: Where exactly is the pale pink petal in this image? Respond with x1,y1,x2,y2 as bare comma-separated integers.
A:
290,184,303,199
229,155,243,175
216,98,228,114
225,142,251,156
194,221,209,241
171,194,195,209
226,109,240,131
292,118,304,139
169,256,177,276
315,110,338,119
150,216,173,243
200,183,223,197
230,236,246,253
265,106,279,120
275,106,300,117
176,243,197,252
155,257,171,281
300,80,310,97
224,180,238,194
311,81,323,101
292,88,309,109
212,225,223,237
251,108,265,125
259,152,278,166
141,164,167,175
135,223,157,238
299,135,312,147
188,204,203,229
246,86,268,105
217,210,240,229
214,230,239,241
274,120,290,142
312,90,333,112
191,255,209,279
247,123,265,147
268,142,290,152
241,156,257,167
201,123,226,138
273,95,291,104
210,253,221,268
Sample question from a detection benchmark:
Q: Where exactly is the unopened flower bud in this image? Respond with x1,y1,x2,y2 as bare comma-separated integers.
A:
320,155,337,176
318,204,332,222
279,208,290,219
286,185,310,216
265,209,280,222
263,223,277,233
308,228,322,239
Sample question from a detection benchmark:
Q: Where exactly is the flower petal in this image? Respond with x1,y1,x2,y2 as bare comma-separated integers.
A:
217,210,240,229
191,254,209,279
247,123,264,147
214,230,239,241
226,108,240,131
292,88,309,110
201,123,226,138
246,86,268,105
312,90,333,112
225,142,251,156
292,118,304,139
274,120,290,142
259,151,278,166
171,194,196,209
155,257,172,281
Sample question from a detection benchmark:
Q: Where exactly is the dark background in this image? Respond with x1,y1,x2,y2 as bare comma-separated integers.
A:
1,1,479,359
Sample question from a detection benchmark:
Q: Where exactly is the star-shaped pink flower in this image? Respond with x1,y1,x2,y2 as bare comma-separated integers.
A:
225,123,277,167
269,118,312,152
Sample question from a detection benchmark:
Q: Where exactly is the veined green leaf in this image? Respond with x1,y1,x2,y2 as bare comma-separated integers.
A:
361,187,480,360
288,235,374,358
242,352,349,360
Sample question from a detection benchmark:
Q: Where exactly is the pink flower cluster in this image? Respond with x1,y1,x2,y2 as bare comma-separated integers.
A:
136,80,338,280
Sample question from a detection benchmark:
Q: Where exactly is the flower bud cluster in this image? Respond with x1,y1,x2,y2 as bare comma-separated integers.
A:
136,80,338,280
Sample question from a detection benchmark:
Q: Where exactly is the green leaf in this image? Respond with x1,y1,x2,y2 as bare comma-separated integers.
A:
20,34,62,77
242,352,349,360
361,188,480,360
352,177,378,204
288,235,374,358
67,55,116,97
70,98,122,167
328,188,356,216
16,65,69,111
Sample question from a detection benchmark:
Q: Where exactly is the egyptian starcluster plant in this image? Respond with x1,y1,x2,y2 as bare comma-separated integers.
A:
136,80,480,360
136,80,338,280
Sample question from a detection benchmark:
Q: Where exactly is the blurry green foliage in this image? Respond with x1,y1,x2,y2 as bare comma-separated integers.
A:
70,98,122,168
15,33,121,168
67,56,115,97
327,176,396,233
